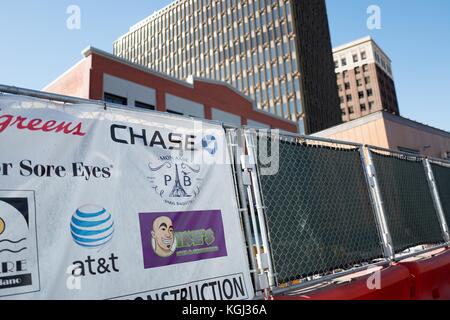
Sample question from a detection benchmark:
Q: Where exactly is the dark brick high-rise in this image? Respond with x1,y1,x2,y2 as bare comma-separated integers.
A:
292,0,342,133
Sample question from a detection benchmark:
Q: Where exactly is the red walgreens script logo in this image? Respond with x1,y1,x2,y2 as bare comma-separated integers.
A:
0,114,86,136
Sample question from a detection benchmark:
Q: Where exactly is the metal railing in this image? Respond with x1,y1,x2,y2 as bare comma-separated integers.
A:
367,145,449,259
231,130,450,297
3,84,450,299
236,129,389,295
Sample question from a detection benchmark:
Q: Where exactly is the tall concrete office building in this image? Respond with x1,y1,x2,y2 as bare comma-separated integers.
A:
113,0,341,134
333,36,400,123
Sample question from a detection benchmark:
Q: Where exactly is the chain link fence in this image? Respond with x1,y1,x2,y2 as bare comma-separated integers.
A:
369,150,444,254
430,160,450,228
253,132,384,286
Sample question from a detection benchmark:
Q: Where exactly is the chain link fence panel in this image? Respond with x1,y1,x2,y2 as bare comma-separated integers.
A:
431,161,450,228
255,133,384,285
370,151,443,253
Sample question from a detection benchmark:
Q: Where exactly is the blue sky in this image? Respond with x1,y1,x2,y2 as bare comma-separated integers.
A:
0,0,449,131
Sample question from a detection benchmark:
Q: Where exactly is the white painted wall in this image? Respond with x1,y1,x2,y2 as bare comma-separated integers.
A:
211,108,242,126
165,93,205,118
103,74,156,107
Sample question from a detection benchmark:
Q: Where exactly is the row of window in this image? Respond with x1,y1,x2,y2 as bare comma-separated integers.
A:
374,51,392,75
336,64,370,79
334,50,367,68
113,0,302,120
339,89,373,103
104,93,156,110
338,76,371,91
115,0,294,74
341,101,375,116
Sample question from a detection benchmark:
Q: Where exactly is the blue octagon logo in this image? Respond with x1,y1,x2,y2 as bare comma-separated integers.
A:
202,135,218,156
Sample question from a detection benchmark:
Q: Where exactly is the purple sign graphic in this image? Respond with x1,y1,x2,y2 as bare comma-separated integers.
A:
139,210,228,269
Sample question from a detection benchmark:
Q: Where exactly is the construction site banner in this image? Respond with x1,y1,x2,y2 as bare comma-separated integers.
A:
0,95,253,300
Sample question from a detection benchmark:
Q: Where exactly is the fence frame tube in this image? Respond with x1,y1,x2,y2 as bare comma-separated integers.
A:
243,129,277,289
423,158,450,242
393,242,449,262
365,147,395,260
0,84,227,128
428,157,450,168
280,132,365,148
271,260,390,296
225,127,259,290
367,145,450,259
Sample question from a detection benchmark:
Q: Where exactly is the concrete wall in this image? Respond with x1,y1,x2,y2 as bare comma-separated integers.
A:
384,117,450,158
314,112,450,159
314,115,389,147
43,57,91,99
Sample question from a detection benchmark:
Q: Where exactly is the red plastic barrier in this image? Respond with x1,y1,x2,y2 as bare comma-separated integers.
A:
400,249,450,300
272,265,413,300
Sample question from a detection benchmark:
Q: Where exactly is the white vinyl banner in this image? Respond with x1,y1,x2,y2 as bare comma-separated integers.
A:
0,95,254,300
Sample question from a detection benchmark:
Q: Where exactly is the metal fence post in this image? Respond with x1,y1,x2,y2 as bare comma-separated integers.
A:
423,158,450,243
364,146,395,260
243,129,276,290
225,128,259,289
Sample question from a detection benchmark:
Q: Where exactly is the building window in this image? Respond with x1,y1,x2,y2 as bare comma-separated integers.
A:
344,82,351,90
367,89,373,97
104,92,127,106
135,101,156,110
334,60,339,68
363,64,369,72
339,96,344,103
354,66,361,75
365,76,371,84
356,79,363,87
369,101,375,110
166,109,183,115
341,108,346,116
348,106,354,114
338,84,343,92
361,51,367,60
398,146,420,155
361,103,367,111
346,94,352,102
343,70,348,78
341,58,347,66
358,91,364,99
352,54,358,63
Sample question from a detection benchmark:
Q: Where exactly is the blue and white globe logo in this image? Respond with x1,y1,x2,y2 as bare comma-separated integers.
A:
202,135,218,155
70,205,114,248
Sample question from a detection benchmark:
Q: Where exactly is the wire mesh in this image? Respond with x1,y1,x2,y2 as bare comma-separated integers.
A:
431,161,450,229
370,150,444,253
255,132,384,285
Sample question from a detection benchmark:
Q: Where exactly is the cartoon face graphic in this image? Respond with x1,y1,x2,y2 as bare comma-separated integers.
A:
151,216,176,257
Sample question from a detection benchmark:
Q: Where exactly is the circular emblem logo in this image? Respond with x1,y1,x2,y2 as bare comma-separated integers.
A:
148,156,203,206
202,135,218,155
0,217,5,236
70,205,114,248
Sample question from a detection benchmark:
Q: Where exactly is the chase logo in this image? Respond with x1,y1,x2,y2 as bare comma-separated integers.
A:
70,205,114,248
202,135,218,156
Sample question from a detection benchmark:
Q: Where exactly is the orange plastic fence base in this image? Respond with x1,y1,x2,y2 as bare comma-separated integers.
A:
272,249,450,300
